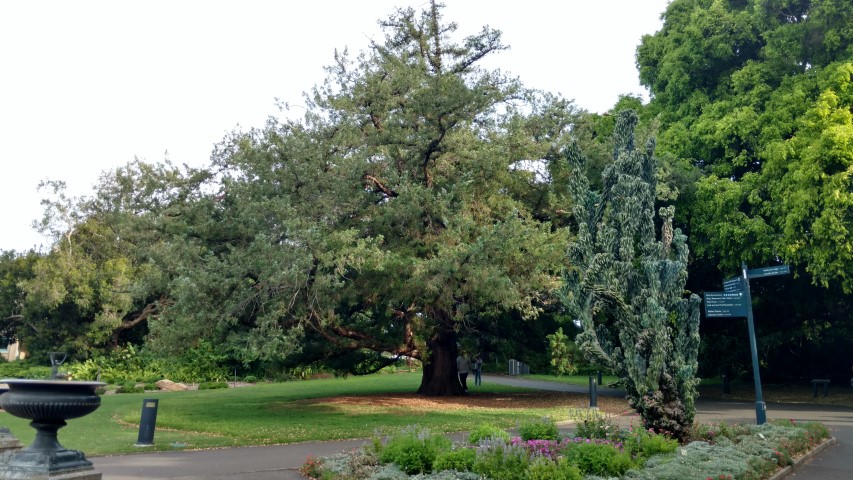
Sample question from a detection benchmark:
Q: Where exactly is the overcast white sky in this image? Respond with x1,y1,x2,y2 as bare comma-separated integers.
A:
0,0,670,252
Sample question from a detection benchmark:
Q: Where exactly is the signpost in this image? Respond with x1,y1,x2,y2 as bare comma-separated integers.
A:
746,264,790,279
704,262,790,425
723,276,743,292
704,291,748,318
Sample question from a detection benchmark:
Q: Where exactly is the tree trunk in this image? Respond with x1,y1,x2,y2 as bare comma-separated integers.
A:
417,327,464,396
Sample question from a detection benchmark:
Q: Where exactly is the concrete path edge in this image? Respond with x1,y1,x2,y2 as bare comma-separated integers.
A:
768,436,837,480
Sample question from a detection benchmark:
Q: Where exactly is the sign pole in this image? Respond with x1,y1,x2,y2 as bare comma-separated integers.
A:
742,261,766,424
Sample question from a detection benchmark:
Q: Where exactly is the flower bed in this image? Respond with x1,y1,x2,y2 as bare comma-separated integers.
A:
301,416,830,480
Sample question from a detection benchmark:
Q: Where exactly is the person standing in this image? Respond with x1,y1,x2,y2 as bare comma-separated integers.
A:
472,354,483,386
456,354,470,391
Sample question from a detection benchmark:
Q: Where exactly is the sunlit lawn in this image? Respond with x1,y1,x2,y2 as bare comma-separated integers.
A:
0,372,581,456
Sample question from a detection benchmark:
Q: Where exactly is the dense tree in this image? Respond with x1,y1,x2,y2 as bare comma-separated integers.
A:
0,250,39,347
1,173,190,361
638,0,853,382
562,110,701,441
638,0,853,289
137,2,574,394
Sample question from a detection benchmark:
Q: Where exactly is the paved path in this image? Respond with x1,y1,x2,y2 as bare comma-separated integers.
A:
91,375,853,479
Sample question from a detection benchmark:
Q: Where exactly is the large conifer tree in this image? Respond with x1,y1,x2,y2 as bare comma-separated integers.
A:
134,1,571,395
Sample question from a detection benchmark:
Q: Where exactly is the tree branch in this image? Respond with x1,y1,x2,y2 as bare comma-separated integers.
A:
363,174,399,198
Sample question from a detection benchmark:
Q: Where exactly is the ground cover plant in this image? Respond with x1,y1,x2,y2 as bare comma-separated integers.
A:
304,417,830,479
0,373,629,456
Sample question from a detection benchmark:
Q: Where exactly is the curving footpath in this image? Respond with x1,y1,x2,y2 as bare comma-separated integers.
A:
92,374,853,479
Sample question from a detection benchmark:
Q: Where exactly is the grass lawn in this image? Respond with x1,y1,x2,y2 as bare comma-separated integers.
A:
0,372,624,456
519,373,620,387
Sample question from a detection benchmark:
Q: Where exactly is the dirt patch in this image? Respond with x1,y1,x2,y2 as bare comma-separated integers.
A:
295,392,631,415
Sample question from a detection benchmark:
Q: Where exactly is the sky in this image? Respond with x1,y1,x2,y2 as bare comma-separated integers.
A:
0,0,670,252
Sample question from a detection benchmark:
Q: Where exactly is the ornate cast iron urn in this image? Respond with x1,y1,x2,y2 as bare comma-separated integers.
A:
0,379,105,479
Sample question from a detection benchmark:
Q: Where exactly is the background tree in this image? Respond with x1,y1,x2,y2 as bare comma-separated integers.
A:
0,250,39,348
562,110,701,441
546,327,579,376
638,0,853,382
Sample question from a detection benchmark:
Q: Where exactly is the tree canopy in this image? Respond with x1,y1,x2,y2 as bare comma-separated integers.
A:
638,0,853,382
66,2,576,394
638,0,853,291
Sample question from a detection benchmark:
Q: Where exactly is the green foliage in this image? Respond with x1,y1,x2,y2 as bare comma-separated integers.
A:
471,439,529,480
467,423,511,445
621,425,679,463
198,381,228,390
546,327,579,376
115,382,143,394
526,456,582,480
71,1,571,395
518,417,559,441
432,447,475,472
563,441,633,477
68,342,230,384
561,110,701,441
0,361,52,380
635,0,853,383
378,427,452,474
567,408,620,440
313,448,380,480
639,0,853,292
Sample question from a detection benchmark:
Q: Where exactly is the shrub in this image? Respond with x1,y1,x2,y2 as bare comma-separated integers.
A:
622,425,679,463
468,423,510,445
433,447,475,472
365,463,408,480
115,383,143,394
316,448,380,479
568,407,620,440
472,439,529,480
564,441,633,477
379,427,452,474
143,382,158,391
300,455,323,479
691,422,751,444
0,361,52,380
242,375,258,383
527,456,582,480
518,417,559,441
198,381,229,390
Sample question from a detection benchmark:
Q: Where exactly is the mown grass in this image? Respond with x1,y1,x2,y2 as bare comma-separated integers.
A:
0,373,587,456
520,373,621,387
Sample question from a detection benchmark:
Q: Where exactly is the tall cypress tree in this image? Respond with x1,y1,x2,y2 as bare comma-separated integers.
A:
561,110,701,441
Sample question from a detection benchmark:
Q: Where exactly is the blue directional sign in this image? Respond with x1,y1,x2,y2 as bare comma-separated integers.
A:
746,264,790,279
704,291,749,318
723,276,743,292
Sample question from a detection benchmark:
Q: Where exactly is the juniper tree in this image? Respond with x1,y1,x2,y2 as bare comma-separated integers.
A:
561,110,701,441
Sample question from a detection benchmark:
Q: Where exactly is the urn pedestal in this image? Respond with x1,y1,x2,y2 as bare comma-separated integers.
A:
0,380,105,479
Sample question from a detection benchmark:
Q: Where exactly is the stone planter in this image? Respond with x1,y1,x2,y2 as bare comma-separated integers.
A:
0,379,105,479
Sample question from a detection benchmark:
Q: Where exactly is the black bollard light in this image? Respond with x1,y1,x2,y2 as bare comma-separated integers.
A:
589,376,598,408
136,399,159,446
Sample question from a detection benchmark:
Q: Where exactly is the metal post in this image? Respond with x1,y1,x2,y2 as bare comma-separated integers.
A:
589,376,598,408
597,370,602,385
135,399,159,446
742,262,766,424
